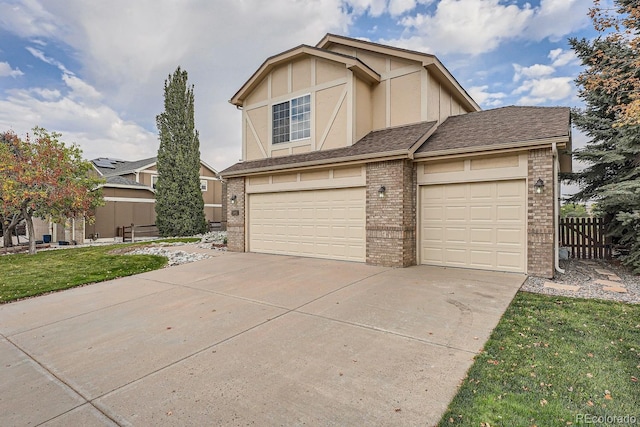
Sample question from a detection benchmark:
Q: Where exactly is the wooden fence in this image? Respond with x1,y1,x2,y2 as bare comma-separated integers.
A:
121,224,159,243
559,217,612,259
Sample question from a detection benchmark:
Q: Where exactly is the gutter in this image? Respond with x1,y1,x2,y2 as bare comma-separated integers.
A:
220,151,409,178
413,136,569,159
553,142,565,275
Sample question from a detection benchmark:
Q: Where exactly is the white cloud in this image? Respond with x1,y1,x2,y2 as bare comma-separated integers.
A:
0,0,59,38
27,88,61,101
26,46,73,74
0,87,158,160
0,61,23,77
513,63,556,82
388,0,417,15
514,77,574,104
527,0,592,42
62,74,102,102
392,0,591,55
388,0,434,16
468,85,506,107
347,0,388,16
0,0,353,169
548,48,579,67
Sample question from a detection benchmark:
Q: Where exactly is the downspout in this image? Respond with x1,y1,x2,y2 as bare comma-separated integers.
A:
552,142,565,274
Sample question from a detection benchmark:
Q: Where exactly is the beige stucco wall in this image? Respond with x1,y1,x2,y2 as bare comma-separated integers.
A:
239,42,475,163
325,44,472,129
242,57,351,161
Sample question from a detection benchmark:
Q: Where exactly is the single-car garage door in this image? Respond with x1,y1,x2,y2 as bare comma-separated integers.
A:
420,180,526,273
249,187,366,262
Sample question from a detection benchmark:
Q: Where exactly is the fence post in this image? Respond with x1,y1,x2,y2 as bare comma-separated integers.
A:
131,223,135,243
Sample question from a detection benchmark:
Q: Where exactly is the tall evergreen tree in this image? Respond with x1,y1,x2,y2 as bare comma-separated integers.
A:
569,1,640,272
155,67,207,236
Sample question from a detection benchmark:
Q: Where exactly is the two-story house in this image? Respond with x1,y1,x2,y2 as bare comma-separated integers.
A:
220,34,571,278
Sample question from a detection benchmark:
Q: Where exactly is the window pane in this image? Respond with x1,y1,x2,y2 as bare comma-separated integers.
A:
272,101,290,144
289,95,310,141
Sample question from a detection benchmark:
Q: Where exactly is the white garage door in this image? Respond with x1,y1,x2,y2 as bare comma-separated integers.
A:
248,187,366,262
420,180,526,273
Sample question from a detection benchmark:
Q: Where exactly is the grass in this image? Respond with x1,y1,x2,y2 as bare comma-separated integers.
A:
439,292,640,426
0,240,187,303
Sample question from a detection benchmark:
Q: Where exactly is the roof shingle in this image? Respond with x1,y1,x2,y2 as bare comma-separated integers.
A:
415,106,570,155
93,157,157,177
221,121,436,176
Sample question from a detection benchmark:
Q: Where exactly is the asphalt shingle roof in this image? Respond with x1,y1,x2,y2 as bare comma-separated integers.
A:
415,106,570,154
220,121,437,176
93,157,157,177
104,176,148,187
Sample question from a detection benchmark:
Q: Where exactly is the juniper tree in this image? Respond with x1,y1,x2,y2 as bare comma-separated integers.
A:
155,67,207,237
569,1,640,271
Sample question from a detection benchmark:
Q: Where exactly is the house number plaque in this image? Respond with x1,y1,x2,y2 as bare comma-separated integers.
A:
231,210,239,216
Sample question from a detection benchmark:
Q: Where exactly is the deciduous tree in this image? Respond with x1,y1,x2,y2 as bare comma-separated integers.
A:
0,128,103,254
155,66,207,236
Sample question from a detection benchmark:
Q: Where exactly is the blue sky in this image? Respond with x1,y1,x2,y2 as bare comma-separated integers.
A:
0,0,597,183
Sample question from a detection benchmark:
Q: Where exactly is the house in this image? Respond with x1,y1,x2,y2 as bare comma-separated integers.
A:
88,157,224,239
220,34,571,278
32,156,224,242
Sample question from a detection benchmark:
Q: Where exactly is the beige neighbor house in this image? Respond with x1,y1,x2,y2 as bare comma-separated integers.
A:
220,34,571,278
32,157,223,243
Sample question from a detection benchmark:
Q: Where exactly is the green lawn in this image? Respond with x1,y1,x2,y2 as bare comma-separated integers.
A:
0,238,198,303
440,292,640,426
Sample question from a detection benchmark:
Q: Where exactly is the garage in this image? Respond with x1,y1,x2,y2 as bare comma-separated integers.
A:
419,180,526,273
248,187,366,262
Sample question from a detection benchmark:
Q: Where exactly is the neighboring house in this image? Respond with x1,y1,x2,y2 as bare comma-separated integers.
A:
220,34,572,278
87,157,223,240
32,157,223,242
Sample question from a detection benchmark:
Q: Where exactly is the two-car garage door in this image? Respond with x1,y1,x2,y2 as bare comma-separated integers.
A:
247,180,526,273
420,180,526,273
248,187,366,262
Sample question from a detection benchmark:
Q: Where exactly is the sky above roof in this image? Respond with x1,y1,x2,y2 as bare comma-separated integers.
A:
0,0,596,188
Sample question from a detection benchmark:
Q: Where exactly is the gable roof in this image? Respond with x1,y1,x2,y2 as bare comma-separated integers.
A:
316,34,480,113
230,44,380,106
93,157,220,178
92,157,156,177
414,106,571,157
230,34,480,112
220,121,437,177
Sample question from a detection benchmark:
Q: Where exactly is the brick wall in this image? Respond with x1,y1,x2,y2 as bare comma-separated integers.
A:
528,148,555,278
366,160,416,267
226,177,245,252
220,180,228,231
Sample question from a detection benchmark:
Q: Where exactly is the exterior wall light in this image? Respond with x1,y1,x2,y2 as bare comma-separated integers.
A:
378,186,386,198
231,194,237,205
534,178,544,194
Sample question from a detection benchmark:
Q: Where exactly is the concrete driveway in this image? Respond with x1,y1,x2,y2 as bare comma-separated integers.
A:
0,252,525,426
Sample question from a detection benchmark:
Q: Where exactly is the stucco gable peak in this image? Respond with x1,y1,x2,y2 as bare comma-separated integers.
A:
229,44,380,107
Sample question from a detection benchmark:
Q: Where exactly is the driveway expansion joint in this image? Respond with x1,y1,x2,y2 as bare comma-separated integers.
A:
4,282,176,337
3,335,122,427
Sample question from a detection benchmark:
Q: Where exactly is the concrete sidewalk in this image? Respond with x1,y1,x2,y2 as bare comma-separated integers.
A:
0,253,525,426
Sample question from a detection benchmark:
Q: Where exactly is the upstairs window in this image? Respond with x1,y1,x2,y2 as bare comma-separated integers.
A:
272,94,311,144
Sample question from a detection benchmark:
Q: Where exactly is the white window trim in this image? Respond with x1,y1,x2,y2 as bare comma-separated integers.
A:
272,93,311,145
151,174,159,189
200,179,208,192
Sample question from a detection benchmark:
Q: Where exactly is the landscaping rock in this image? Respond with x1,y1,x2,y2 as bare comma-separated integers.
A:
522,259,640,304
125,247,210,266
